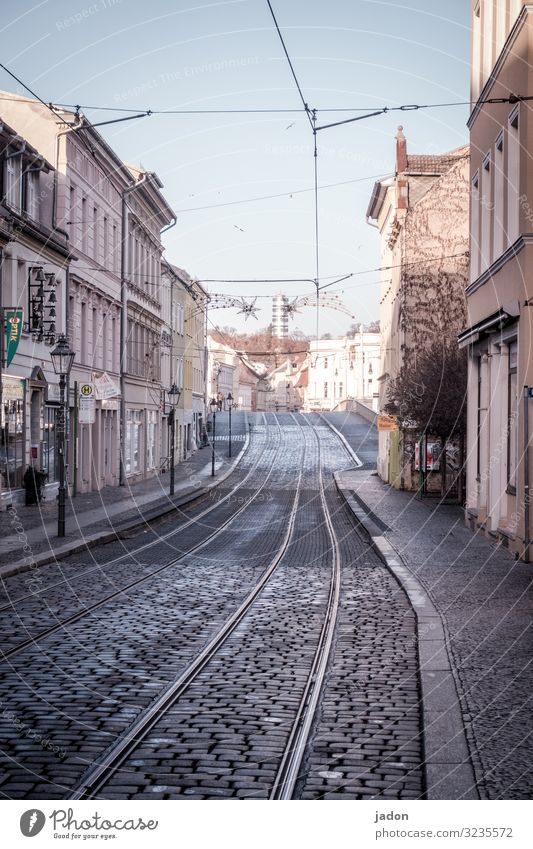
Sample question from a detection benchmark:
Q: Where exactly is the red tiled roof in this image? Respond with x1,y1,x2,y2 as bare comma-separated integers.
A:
406,146,468,175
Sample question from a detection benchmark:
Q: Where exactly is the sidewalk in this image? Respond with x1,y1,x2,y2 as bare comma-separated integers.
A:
329,411,533,801
0,412,249,576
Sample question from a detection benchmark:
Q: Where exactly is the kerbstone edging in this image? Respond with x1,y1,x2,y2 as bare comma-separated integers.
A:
333,472,480,801
0,417,251,580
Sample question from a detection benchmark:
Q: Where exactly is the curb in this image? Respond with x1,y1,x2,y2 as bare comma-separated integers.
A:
1,420,251,580
334,471,480,801
318,413,363,468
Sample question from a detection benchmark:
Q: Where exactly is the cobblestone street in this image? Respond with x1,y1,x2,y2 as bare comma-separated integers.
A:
0,413,424,800
0,412,530,801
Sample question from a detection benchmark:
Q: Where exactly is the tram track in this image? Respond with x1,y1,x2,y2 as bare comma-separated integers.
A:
0,415,284,661
0,412,425,802
269,413,341,799
69,414,343,801
0,414,269,612
0,414,317,799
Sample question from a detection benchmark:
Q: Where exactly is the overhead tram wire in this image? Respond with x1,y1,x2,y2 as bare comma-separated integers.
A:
0,93,528,118
175,172,388,213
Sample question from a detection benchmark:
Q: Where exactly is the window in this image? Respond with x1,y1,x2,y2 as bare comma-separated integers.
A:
472,2,481,100
324,357,328,368
103,216,108,265
146,410,157,470
507,340,518,492
111,317,116,372
5,154,22,208
101,312,107,370
482,0,494,83
471,172,480,281
493,133,505,258
0,377,25,490
125,409,142,474
324,382,328,399
92,308,98,368
112,224,117,273
507,107,520,245
93,206,98,259
81,197,87,253
480,154,492,270
339,381,343,397
25,170,40,219
80,301,87,363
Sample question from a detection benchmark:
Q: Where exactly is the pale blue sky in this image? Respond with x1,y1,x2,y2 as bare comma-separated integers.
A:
2,0,470,336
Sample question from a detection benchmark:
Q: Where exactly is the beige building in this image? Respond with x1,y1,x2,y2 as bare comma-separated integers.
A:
163,263,208,459
461,0,533,558
367,129,469,489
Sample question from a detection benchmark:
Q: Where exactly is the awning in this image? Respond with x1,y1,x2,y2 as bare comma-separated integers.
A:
457,303,519,349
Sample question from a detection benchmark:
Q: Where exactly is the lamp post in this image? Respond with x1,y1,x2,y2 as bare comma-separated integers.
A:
50,335,75,538
167,383,181,496
209,397,217,476
227,392,234,458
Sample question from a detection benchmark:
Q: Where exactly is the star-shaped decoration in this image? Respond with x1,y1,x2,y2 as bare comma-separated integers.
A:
235,297,259,320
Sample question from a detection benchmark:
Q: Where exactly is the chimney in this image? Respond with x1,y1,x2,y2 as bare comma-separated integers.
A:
396,125,407,173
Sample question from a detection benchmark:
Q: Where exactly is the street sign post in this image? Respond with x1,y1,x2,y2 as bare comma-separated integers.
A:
79,383,96,425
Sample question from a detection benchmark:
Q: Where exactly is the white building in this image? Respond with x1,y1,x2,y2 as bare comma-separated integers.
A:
306,332,380,411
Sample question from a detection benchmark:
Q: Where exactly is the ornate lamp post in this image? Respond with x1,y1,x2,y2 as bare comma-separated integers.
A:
50,335,75,538
167,383,181,496
226,392,238,458
209,397,217,476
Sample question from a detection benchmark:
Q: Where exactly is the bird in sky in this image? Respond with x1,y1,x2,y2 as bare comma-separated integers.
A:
233,225,245,232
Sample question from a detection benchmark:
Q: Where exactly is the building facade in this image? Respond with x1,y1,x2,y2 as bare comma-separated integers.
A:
0,92,207,496
367,128,469,488
461,0,532,557
306,332,380,412
163,263,208,460
0,121,71,507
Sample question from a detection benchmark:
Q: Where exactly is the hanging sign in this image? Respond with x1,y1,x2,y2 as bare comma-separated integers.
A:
93,371,120,400
5,309,23,367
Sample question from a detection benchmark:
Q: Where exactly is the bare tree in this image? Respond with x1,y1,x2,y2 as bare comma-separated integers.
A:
385,341,467,496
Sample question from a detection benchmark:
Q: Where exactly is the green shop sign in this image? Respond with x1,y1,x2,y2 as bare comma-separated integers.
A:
5,309,23,367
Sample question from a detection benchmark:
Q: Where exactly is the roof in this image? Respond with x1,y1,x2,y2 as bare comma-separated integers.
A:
0,117,54,171
366,176,394,220
406,146,469,175
295,366,308,388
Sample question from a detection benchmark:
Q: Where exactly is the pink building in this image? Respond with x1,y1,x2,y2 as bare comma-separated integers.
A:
0,93,175,492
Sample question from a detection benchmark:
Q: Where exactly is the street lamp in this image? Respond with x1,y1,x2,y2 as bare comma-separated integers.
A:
209,396,217,476
167,383,181,496
226,392,238,457
50,334,75,538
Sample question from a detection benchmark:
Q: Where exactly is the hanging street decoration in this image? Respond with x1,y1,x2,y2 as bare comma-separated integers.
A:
208,295,260,320
208,291,353,323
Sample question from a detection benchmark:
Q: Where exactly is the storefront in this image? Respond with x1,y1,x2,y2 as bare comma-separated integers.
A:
1,376,25,492
0,371,60,504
